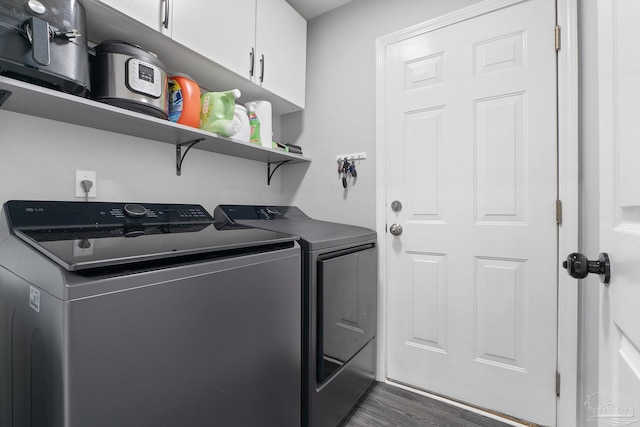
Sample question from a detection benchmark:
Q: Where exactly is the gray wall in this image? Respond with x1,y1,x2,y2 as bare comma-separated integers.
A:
0,111,282,214
281,0,482,229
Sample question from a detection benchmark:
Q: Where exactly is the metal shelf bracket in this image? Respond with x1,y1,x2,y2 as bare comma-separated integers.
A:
267,160,291,185
176,138,205,176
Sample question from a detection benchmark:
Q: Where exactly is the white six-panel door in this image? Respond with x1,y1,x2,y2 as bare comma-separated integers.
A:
383,1,558,425
596,1,640,425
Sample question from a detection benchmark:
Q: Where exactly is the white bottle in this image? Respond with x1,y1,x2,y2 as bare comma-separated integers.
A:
233,105,251,143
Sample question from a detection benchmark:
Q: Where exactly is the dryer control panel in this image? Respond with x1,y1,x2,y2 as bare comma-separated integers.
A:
214,205,309,225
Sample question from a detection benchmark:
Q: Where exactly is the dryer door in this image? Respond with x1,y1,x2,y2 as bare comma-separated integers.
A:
317,244,377,383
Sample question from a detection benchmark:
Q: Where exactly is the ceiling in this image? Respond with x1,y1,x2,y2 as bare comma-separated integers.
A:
285,0,353,20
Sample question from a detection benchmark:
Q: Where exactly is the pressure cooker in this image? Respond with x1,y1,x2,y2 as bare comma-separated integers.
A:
91,40,168,119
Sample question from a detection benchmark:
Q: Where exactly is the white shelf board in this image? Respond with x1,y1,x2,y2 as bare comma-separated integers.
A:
0,76,310,165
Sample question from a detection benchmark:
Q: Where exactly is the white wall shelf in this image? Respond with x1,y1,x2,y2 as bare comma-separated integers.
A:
0,76,311,175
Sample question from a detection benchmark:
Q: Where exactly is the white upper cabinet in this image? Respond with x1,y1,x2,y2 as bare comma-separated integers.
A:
171,0,257,80
84,0,306,110
171,0,306,108
255,0,306,108
97,0,172,35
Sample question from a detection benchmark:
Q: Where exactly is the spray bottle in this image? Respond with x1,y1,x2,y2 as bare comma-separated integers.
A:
245,102,261,145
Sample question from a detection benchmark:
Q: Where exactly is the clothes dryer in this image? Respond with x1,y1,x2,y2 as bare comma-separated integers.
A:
214,205,377,427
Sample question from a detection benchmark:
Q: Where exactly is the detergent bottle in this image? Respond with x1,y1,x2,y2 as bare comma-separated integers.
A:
168,73,200,128
199,89,241,137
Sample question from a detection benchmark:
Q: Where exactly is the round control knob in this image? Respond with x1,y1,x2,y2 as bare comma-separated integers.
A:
123,204,147,218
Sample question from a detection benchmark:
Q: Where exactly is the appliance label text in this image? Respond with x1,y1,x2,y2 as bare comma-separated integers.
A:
29,286,40,312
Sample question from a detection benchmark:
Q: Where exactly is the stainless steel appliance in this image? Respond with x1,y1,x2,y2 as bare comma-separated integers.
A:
0,200,301,427
214,205,377,427
0,0,90,96
91,40,168,119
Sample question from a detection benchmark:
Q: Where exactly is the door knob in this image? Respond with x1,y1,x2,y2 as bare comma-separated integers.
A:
389,223,403,236
562,252,610,284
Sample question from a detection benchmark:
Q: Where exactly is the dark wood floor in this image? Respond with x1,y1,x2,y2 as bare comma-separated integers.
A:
339,382,519,427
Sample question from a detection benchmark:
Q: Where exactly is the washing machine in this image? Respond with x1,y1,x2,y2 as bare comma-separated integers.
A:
214,205,377,427
0,200,302,427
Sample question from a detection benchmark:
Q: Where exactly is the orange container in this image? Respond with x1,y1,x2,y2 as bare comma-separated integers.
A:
168,73,201,127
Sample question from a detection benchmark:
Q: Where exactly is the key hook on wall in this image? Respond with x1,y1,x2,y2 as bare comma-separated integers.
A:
337,154,363,188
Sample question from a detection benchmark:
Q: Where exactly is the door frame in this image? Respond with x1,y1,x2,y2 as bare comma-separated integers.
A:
374,0,580,425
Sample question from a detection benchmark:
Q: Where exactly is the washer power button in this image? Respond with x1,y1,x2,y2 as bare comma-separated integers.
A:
123,204,147,218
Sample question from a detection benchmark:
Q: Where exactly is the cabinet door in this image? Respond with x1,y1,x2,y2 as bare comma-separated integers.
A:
97,0,171,34
255,0,306,108
171,0,256,79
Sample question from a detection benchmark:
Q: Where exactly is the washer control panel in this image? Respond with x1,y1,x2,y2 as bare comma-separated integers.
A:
5,201,212,229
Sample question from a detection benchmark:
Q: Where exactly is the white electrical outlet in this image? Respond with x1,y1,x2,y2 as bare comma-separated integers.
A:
75,170,97,198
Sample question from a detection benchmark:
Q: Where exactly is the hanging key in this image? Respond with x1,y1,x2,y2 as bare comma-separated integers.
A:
342,158,349,173
349,161,357,178
342,158,349,188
